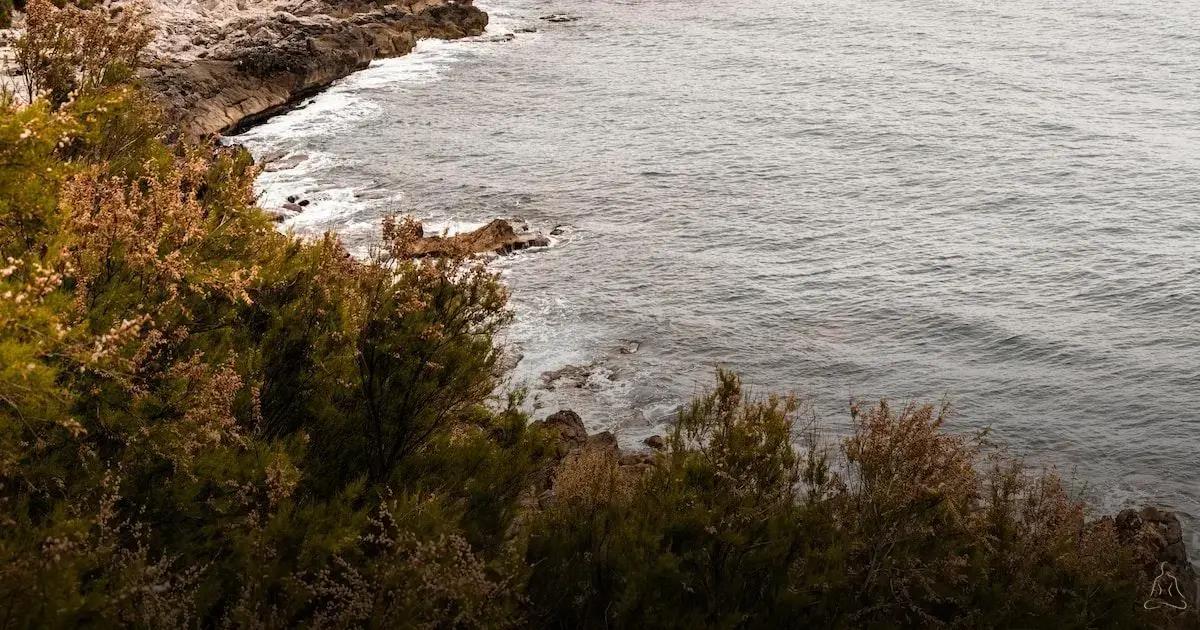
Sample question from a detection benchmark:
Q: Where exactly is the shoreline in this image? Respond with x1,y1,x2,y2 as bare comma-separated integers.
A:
138,0,488,138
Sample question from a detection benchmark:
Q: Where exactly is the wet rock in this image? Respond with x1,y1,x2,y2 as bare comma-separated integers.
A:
287,195,298,203
282,202,304,213
484,32,515,42
643,435,665,450
540,13,579,23
550,224,566,236
515,26,538,33
587,430,619,454
619,340,640,355
402,219,550,257
298,199,311,207
264,208,298,223
262,152,308,172
540,362,614,391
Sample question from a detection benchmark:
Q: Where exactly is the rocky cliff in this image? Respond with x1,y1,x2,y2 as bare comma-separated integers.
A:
136,0,487,137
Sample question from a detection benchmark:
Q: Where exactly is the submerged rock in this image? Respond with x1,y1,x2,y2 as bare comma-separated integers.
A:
539,13,579,23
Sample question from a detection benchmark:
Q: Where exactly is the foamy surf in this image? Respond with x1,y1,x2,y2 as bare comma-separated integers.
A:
227,2,540,244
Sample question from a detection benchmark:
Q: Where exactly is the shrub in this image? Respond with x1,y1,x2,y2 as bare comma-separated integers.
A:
12,0,152,107
0,80,539,625
525,371,1149,629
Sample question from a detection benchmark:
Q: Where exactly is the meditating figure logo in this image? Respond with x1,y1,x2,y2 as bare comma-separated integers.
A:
1145,562,1189,612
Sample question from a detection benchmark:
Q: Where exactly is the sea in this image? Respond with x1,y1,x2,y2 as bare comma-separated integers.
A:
230,0,1200,543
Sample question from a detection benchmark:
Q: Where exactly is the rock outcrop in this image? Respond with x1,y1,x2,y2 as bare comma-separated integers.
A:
1110,507,1199,624
403,219,550,257
134,0,488,137
535,409,661,487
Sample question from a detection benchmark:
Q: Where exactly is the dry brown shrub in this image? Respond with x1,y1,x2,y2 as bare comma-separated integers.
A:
13,0,152,107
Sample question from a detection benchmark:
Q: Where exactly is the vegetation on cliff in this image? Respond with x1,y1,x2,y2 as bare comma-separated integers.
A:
0,2,1193,627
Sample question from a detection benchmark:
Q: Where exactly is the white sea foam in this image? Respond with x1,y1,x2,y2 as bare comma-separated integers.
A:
229,3,538,239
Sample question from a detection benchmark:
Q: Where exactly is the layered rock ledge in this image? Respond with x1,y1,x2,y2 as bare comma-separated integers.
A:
134,0,488,137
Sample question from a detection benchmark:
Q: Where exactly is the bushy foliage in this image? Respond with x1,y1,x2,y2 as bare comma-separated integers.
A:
525,371,1156,629
0,6,542,621
0,3,1186,628
11,0,151,106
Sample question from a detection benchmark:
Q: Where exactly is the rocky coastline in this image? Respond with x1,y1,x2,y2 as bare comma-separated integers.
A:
134,0,488,137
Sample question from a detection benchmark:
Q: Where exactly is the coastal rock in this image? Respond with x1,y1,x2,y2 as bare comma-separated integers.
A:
403,219,550,257
541,409,587,449
264,207,299,223
643,434,665,450
1110,507,1199,622
588,430,619,453
540,361,615,391
281,202,304,213
135,0,489,137
539,13,579,23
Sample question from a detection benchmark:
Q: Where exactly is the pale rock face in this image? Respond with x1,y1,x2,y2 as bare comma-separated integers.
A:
105,0,333,61
2,0,486,131
113,0,486,135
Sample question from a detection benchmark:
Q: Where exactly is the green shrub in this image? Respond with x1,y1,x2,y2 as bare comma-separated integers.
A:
524,371,1148,629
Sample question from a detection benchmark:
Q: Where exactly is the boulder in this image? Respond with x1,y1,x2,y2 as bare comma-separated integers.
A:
643,434,665,450
587,430,618,453
402,219,550,258
1112,507,1199,621
541,410,587,449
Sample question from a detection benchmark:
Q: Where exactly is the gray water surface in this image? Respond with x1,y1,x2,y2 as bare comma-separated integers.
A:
235,0,1200,534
